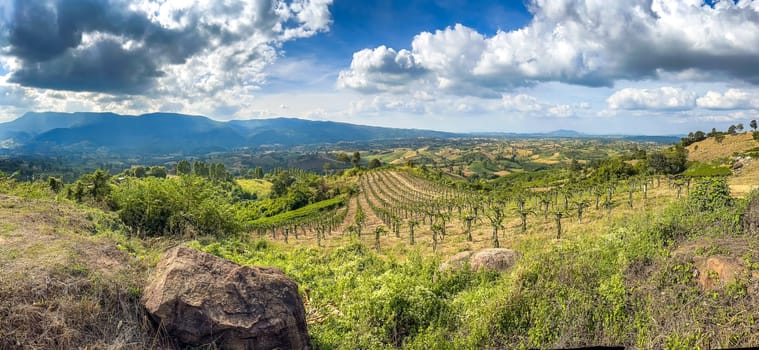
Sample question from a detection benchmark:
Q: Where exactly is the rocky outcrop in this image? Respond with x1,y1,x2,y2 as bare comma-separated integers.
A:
731,156,752,173
440,248,519,273
470,248,520,272
694,255,745,290
142,246,309,350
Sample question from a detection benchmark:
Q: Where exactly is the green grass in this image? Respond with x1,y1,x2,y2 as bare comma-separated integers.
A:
683,161,731,177
370,150,408,164
235,179,273,198
191,188,758,349
248,195,347,227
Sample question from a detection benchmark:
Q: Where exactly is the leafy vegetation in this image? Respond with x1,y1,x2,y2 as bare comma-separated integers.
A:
683,161,732,177
2,128,759,349
110,176,240,237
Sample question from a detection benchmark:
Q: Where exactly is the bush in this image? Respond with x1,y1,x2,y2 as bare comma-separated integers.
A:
687,177,732,212
111,176,240,237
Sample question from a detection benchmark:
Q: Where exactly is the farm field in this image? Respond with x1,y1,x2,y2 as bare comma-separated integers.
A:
1,133,759,349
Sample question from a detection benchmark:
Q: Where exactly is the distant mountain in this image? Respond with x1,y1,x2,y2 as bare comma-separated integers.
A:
228,118,454,146
546,129,585,137
470,129,680,143
0,112,458,154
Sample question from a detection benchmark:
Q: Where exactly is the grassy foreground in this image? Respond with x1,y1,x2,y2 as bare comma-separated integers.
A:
189,185,759,349
1,175,758,349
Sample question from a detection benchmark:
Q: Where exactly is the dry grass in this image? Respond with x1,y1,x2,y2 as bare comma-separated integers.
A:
0,195,174,349
729,159,759,198
687,132,758,162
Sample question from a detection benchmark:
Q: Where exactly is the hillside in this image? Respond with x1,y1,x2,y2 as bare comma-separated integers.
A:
0,112,458,154
0,194,170,348
686,132,758,162
686,132,759,196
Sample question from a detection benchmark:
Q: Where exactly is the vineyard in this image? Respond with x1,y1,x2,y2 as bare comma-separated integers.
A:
3,132,758,349
253,168,689,257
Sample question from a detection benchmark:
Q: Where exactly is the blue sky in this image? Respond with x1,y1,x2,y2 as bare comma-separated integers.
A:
1,0,759,135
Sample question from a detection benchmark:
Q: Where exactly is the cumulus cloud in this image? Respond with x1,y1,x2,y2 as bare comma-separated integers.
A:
336,45,427,92
338,0,759,97
0,0,333,94
502,94,543,112
696,88,759,109
607,87,696,110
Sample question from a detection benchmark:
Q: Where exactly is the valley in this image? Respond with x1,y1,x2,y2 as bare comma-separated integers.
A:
1,121,758,349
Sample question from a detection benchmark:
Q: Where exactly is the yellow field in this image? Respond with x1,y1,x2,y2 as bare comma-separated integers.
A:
235,179,272,198
687,132,758,162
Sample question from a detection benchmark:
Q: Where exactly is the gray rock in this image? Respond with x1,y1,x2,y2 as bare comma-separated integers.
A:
142,246,309,350
469,248,520,272
440,248,519,273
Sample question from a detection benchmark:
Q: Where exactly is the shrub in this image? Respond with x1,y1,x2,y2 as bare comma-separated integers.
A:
111,176,239,237
687,177,732,212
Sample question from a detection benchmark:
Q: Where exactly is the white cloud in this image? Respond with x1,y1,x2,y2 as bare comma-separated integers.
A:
0,0,334,119
336,46,426,92
502,94,543,112
696,89,759,110
548,104,573,118
339,0,759,97
607,87,696,110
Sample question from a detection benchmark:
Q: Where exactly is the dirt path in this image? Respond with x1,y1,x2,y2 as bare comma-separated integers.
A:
332,195,359,234
356,185,384,230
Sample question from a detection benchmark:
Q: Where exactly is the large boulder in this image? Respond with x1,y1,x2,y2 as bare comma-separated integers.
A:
142,246,309,350
440,248,519,273
470,248,520,272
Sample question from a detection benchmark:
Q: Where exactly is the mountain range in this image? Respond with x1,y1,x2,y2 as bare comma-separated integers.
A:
0,112,681,155
0,112,457,154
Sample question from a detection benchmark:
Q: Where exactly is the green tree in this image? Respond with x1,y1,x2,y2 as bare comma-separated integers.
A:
368,158,382,169
111,176,239,237
751,119,758,131
352,151,361,168
646,146,687,175
254,166,264,179
48,177,63,193
336,152,351,164
132,166,147,178
68,169,112,203
210,163,228,181
270,171,296,198
148,166,168,178
176,160,191,175
90,169,111,202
